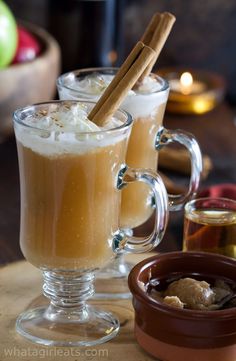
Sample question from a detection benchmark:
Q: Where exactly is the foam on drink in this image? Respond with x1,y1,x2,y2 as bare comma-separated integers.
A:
15,102,124,157
59,73,167,118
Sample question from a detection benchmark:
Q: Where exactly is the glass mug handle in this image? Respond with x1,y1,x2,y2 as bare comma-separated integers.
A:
113,166,169,254
155,127,203,211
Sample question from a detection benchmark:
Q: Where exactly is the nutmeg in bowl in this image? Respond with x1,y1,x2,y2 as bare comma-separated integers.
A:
128,251,236,361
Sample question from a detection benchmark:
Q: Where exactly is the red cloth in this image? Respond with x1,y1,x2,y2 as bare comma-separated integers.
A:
198,183,236,200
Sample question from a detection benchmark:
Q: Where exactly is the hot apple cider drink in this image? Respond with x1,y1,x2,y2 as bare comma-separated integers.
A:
15,102,129,270
58,71,168,228
14,24,172,344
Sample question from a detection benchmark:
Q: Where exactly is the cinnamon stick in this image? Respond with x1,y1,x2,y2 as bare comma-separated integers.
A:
88,41,155,126
141,13,162,46
89,42,144,120
140,12,176,80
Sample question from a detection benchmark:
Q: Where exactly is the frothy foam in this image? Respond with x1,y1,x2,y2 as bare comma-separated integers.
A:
23,103,101,132
70,73,114,95
59,73,169,118
15,102,125,157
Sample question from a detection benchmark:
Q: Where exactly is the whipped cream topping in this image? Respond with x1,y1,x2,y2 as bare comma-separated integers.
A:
24,103,101,133
70,73,114,95
15,102,126,156
59,73,169,118
63,73,162,95
22,103,123,132
134,75,163,94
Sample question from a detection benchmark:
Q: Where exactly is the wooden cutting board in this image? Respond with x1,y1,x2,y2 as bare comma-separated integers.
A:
0,254,157,361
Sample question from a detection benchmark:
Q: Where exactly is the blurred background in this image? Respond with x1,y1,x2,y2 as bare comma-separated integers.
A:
6,0,236,103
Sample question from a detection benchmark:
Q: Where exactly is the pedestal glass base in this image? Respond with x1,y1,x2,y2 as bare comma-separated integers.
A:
94,254,133,299
16,270,119,346
16,305,119,346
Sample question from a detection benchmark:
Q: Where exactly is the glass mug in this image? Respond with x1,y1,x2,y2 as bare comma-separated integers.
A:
13,100,169,346
57,68,203,298
183,197,236,258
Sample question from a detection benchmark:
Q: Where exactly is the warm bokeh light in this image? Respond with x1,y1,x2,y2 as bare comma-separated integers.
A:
180,72,193,87
180,72,193,94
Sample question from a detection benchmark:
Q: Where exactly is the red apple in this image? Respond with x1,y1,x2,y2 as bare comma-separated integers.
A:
13,25,41,63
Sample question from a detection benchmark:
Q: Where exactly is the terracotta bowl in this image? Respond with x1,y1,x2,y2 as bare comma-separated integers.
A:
128,251,236,361
0,22,61,142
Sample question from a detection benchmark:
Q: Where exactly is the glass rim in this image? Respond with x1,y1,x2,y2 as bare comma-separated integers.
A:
57,67,170,96
185,196,236,213
13,99,133,136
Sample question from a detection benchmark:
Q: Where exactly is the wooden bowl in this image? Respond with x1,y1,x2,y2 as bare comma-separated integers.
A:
0,22,61,142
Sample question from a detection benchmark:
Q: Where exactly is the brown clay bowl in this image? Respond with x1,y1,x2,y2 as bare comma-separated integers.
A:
128,251,236,361
0,22,61,142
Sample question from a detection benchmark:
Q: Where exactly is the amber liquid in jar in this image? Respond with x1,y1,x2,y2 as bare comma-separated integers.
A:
183,208,236,258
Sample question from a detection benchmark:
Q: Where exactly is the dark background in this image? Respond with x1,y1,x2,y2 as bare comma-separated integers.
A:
6,0,236,104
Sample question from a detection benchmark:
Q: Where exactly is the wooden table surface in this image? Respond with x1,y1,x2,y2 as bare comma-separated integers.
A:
0,102,236,265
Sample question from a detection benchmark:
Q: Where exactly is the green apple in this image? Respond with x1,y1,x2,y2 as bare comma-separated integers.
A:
0,0,18,68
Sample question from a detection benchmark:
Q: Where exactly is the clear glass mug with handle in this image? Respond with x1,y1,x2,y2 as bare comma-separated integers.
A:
13,100,169,346
57,68,203,298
